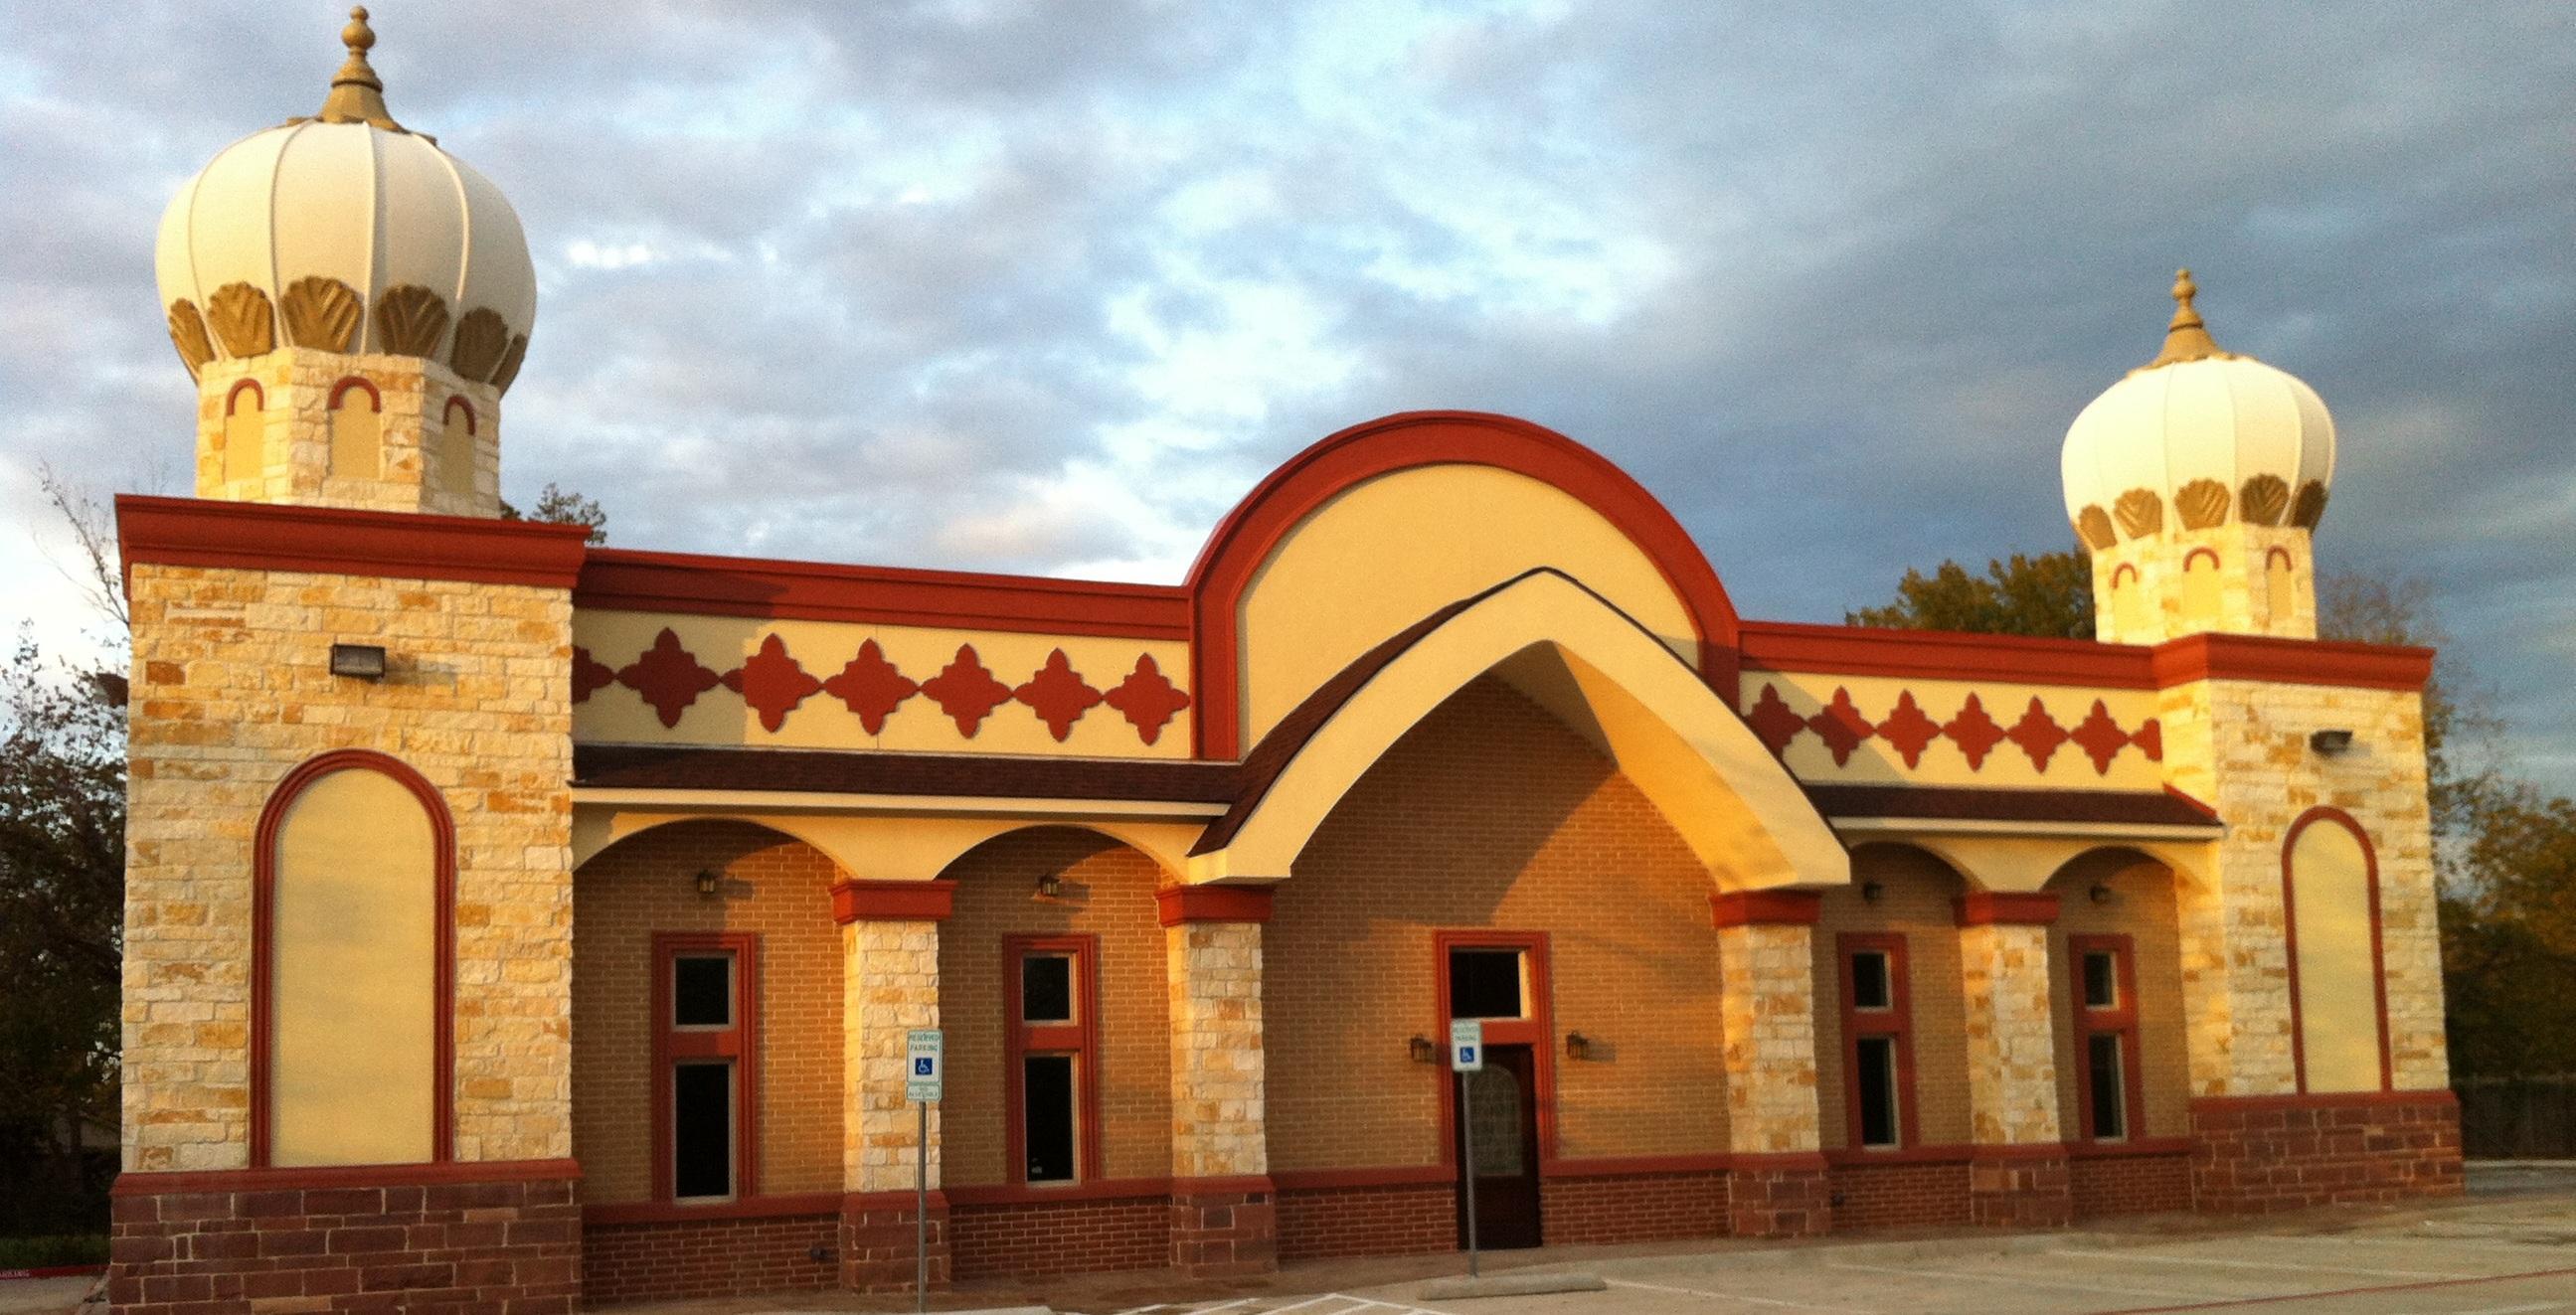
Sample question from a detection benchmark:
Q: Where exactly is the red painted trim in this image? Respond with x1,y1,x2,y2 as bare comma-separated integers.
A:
1967,1142,2071,1164
251,750,454,1169
584,1191,838,1226
1835,931,1920,1151
115,494,591,590
1155,884,1275,925
1185,411,1743,758
2279,808,2394,1095
2151,632,2433,692
1740,621,2153,689
1004,934,1104,1186
576,547,1190,639
225,378,263,411
327,376,381,411
0,1265,106,1281
2063,1135,2192,1160
2266,546,2294,571
1540,1153,1732,1179
1710,890,1822,927
2187,1089,2454,1115
945,1176,1177,1207
830,879,957,923
1821,1143,1972,1167
2068,934,2147,1146
2110,563,2139,588
442,396,477,434
1727,1151,1831,1173
1270,1165,1455,1191
1955,893,2061,926
111,1157,581,1196
1431,930,1557,1173
650,931,761,1202
1171,1174,1277,1197
2182,547,2220,571
843,1188,951,1214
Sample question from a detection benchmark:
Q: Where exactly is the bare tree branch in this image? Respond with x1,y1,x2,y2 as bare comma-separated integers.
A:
35,464,126,635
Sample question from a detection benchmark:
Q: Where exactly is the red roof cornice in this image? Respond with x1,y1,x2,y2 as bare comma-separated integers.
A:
115,495,592,590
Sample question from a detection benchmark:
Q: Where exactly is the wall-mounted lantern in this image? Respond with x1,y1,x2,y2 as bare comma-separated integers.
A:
1408,1035,1439,1064
328,643,388,681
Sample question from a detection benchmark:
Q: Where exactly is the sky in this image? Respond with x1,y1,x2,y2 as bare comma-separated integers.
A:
3,1,2570,792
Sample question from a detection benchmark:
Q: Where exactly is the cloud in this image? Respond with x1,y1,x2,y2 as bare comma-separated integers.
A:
3,0,2570,790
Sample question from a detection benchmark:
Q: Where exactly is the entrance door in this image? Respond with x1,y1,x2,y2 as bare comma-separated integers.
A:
1454,1044,1542,1249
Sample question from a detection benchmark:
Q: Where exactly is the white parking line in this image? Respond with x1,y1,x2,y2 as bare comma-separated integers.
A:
2428,1302,2569,1315
1824,1258,2219,1302
2051,1246,2466,1280
1606,1276,1881,1313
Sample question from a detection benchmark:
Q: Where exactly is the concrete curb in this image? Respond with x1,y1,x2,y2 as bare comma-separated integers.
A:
1419,1273,1609,1300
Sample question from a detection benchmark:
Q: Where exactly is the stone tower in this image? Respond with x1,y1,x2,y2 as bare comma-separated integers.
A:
2060,271,2335,645
153,6,537,518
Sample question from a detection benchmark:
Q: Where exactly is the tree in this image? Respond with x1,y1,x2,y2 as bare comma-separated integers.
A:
1843,550,2094,640
500,482,608,545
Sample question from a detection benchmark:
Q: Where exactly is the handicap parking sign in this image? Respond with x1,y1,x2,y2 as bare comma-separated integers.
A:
906,1029,944,1102
1450,1019,1483,1072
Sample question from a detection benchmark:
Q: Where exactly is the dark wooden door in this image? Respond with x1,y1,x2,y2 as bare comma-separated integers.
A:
1455,1044,1542,1249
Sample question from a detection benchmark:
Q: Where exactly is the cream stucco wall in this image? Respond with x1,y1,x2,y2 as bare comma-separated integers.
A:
2288,818,2385,1093
1743,671,2166,790
1235,464,1698,748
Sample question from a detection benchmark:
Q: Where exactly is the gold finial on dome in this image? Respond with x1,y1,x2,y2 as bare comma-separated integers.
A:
311,7,411,134
2146,267,2234,369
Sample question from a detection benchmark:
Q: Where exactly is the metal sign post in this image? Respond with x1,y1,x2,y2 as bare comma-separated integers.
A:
906,1029,944,1314
1449,1019,1484,1278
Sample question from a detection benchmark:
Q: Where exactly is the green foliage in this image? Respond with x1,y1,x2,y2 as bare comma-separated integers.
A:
0,1233,109,1268
1844,550,2094,640
498,482,608,545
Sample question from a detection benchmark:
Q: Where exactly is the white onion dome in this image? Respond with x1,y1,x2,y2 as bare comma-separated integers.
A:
154,8,537,393
2059,270,2335,549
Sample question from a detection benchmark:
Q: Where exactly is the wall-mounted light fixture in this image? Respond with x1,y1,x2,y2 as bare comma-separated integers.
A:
1408,1035,1439,1064
2310,729,2355,755
694,869,720,899
1860,881,1885,904
2089,883,2115,905
328,643,388,681
1565,1032,1596,1061
1034,873,1065,901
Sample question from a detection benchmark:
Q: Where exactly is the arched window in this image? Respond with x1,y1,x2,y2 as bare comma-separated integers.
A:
254,750,453,1167
2180,548,2221,624
2282,808,2390,1094
437,397,479,500
2264,547,2297,620
222,380,265,486
327,377,383,479
2109,562,2147,637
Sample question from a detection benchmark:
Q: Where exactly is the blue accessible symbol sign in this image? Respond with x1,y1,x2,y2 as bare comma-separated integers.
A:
1450,1018,1484,1072
906,1029,944,1102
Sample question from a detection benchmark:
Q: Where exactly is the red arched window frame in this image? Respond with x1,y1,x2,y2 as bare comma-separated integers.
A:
250,748,457,1167
2182,548,2220,571
2279,806,2392,1095
443,397,478,434
2109,563,2140,589
328,376,383,411
225,379,264,412
2265,547,2294,572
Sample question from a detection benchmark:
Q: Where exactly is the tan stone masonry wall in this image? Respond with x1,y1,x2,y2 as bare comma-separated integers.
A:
122,563,571,1171
846,919,941,1192
1168,921,1267,1178
1960,922,2060,1145
1718,922,1820,1154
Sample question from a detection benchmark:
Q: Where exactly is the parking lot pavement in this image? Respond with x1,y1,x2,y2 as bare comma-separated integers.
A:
1084,1192,2576,1315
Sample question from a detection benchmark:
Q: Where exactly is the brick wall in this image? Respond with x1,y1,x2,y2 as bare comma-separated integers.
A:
1269,677,1726,1174
581,1209,837,1305
1276,1184,1453,1262
940,830,1173,1187
1827,1158,1971,1230
2049,852,2192,1139
2071,1152,2192,1217
951,1195,1170,1278
108,1169,579,1315
571,820,846,1203
2191,1092,2463,1212
1542,1170,1725,1244
1814,847,1971,1150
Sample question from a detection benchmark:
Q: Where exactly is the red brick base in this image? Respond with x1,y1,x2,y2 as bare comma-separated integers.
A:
105,1161,581,1315
2071,1149,2192,1217
1729,1155,1832,1237
581,1206,837,1305
2190,1090,2466,1213
949,1191,1168,1279
840,1191,948,1295
1276,1180,1454,1262
1168,1177,1278,1277
1967,1150,2072,1229
1541,1169,1726,1244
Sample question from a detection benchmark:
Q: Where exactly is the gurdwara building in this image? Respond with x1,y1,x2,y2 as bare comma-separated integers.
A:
107,13,2460,1311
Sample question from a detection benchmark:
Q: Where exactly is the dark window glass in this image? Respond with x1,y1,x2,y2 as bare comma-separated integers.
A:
673,1061,732,1198
2082,951,2119,1011
1024,1055,1076,1182
1449,949,1523,1019
1855,1037,1901,1147
1849,951,1893,1011
673,954,731,1028
2088,1034,2128,1140
1022,955,1074,1024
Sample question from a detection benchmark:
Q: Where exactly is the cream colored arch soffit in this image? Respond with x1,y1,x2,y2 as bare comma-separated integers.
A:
1191,568,1846,891
571,796,1205,884
1846,830,2219,896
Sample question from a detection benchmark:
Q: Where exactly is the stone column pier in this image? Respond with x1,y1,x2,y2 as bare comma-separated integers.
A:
1957,893,2072,1228
1159,884,1279,1277
1712,891,1831,1237
831,880,952,1295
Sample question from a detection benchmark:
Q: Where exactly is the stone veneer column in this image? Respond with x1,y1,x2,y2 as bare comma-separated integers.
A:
1711,891,1831,1237
831,880,953,1296
1956,894,2072,1228
1158,885,1279,1277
